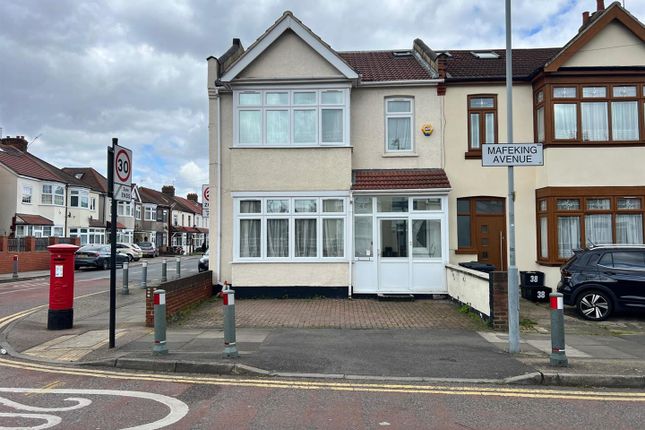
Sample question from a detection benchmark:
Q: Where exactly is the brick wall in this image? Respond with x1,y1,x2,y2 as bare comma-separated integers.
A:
0,236,81,274
145,271,214,327
489,271,509,331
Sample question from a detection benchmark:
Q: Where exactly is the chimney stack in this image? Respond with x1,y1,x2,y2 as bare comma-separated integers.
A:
0,136,28,152
582,11,590,26
596,0,605,12
187,193,198,203
161,185,175,197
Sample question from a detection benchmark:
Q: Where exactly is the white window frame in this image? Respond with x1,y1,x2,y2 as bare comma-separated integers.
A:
117,201,133,217
233,85,351,148
41,183,65,206
90,196,97,211
144,205,156,221
22,185,32,204
233,194,349,262
385,97,415,153
70,188,89,209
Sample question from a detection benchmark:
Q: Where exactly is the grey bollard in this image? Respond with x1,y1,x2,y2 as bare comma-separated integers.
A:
549,292,568,367
153,289,168,355
161,258,167,283
222,286,239,358
122,261,129,295
175,256,181,278
141,261,148,289
12,255,18,280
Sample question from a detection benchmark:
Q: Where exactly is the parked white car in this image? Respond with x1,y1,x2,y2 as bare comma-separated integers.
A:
116,243,142,261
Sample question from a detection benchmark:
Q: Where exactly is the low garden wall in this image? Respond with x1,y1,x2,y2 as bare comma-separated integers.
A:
145,271,214,327
0,236,80,274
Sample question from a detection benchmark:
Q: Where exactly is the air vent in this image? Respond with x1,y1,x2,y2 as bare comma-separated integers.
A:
471,51,499,59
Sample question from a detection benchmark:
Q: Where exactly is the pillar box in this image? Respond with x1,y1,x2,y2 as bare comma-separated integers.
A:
47,243,79,330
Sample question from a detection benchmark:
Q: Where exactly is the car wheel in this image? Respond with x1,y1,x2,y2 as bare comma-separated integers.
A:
576,289,613,321
128,255,133,262
101,259,109,270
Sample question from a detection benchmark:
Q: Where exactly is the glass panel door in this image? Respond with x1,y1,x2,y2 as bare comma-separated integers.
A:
380,219,408,258
412,219,442,258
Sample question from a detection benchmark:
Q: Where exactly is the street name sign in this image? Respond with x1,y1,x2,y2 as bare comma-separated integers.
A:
202,184,210,218
113,144,133,202
482,143,543,167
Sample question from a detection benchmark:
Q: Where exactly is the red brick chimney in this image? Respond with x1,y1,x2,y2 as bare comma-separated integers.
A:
161,185,175,197
596,0,605,12
582,11,590,26
187,193,198,203
0,136,28,152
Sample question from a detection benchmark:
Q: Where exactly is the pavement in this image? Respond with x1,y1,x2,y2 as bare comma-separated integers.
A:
2,269,645,388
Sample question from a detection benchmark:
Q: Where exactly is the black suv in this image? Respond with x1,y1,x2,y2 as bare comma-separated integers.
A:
558,245,645,321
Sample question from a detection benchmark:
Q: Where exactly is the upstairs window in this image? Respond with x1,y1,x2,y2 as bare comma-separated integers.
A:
22,186,32,204
70,189,89,208
42,184,64,205
467,95,497,154
235,88,349,147
385,98,414,152
145,206,155,221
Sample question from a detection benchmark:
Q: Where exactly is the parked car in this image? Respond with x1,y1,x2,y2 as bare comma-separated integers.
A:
75,245,129,270
136,242,159,258
557,245,645,321
198,249,209,272
116,243,142,261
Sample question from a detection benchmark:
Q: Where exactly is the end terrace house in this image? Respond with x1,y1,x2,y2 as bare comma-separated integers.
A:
208,11,451,294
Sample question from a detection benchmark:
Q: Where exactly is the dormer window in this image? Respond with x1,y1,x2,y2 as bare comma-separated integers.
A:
234,88,349,147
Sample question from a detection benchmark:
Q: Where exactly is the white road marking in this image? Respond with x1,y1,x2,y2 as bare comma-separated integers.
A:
0,287,42,296
0,388,189,430
0,412,61,429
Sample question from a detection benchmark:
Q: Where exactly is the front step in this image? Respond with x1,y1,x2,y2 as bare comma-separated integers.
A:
377,293,415,301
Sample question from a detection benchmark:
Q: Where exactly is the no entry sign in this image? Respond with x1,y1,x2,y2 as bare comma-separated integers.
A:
202,184,210,217
113,144,133,202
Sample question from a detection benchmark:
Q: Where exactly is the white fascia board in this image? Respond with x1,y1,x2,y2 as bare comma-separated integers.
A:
221,16,358,82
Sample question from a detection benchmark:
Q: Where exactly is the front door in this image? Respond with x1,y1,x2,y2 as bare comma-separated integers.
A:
378,218,409,292
475,212,506,271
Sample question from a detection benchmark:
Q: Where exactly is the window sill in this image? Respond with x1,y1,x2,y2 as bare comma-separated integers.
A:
536,260,565,267
455,248,478,255
464,150,482,159
230,145,352,149
382,152,418,158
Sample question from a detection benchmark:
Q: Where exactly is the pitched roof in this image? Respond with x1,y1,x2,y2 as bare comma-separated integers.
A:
138,187,174,206
15,213,54,226
352,169,451,191
173,195,202,215
338,51,434,81
62,167,108,193
0,145,63,182
443,48,561,81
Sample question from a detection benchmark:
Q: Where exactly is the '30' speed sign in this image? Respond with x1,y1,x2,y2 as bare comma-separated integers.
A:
113,144,132,186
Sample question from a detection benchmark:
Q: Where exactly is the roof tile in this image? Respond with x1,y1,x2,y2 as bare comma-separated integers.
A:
339,51,432,81
352,169,451,191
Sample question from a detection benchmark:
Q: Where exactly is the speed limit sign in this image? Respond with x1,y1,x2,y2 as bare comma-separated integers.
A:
113,144,132,202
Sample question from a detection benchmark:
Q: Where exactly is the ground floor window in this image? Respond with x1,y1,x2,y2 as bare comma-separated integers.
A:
69,228,106,245
234,195,347,261
116,229,133,244
15,225,64,237
537,187,645,264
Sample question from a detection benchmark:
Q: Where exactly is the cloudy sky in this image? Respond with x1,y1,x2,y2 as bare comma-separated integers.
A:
1,0,643,197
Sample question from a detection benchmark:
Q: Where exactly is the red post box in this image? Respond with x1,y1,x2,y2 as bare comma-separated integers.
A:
47,243,79,330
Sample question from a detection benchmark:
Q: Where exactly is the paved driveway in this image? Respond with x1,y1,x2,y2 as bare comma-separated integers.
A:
179,298,485,330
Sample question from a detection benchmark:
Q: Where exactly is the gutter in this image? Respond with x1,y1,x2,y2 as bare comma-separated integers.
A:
351,188,452,195
358,79,443,87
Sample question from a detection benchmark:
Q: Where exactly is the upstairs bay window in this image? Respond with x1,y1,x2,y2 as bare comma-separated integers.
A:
117,201,132,217
537,83,644,144
235,89,349,146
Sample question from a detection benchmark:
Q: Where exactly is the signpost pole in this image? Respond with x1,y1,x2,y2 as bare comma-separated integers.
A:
108,138,117,349
505,0,520,353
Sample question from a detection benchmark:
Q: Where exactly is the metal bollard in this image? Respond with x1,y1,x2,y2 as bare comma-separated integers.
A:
141,261,148,289
153,289,168,355
175,256,181,278
12,255,18,280
122,261,129,295
549,292,568,367
222,285,239,358
161,258,167,283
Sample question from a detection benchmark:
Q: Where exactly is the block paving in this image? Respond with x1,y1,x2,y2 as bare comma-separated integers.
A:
179,298,485,330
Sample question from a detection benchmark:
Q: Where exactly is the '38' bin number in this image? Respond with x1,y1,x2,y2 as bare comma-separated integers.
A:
536,291,546,299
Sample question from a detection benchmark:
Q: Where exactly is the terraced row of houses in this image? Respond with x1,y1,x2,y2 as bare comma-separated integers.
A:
0,136,208,253
207,1,645,293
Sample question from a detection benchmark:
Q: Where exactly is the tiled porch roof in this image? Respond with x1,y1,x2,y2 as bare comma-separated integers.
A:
352,169,451,191
14,213,54,226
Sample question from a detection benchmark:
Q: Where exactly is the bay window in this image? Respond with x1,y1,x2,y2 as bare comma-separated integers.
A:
117,201,132,217
144,206,156,221
537,188,645,264
42,184,64,205
235,196,347,261
535,83,644,144
235,88,349,146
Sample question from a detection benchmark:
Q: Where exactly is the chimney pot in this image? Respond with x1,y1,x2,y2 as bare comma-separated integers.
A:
0,135,28,152
596,0,605,11
582,11,590,25
233,38,241,46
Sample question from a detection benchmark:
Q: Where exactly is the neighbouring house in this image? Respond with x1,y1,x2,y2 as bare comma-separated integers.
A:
137,186,173,249
161,185,209,254
0,136,96,240
62,167,110,245
208,2,645,295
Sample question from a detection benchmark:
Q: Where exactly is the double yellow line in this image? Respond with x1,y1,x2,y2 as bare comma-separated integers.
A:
1,358,645,402
0,307,44,331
